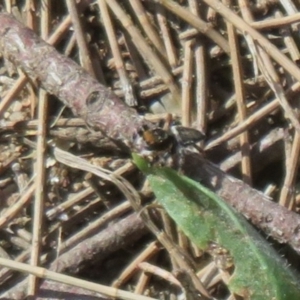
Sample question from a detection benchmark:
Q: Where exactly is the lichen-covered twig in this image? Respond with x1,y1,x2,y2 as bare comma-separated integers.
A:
183,152,300,255
0,13,153,153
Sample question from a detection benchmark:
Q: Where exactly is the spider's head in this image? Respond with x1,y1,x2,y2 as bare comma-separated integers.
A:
140,126,174,151
137,124,205,168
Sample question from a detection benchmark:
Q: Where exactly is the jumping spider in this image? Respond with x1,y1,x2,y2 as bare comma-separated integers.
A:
137,122,205,169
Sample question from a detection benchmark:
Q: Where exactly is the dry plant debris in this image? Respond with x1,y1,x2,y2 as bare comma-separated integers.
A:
0,0,300,299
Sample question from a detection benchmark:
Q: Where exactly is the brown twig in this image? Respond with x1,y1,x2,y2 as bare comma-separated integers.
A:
0,183,35,229
181,40,194,126
279,131,300,208
98,0,136,106
66,0,97,77
28,3,50,294
225,0,252,185
219,128,284,173
155,3,178,68
0,13,154,153
0,14,72,117
275,10,300,63
2,4,300,300
154,0,230,54
205,82,300,150
187,0,208,135
183,151,300,255
251,12,300,30
105,0,181,113
0,213,149,299
200,0,300,83
112,241,161,288
128,0,166,60
278,0,300,32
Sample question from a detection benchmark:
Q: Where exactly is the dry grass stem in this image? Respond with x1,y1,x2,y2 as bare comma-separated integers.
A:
225,0,252,185
112,241,161,288
129,0,166,59
155,3,178,67
279,132,300,208
105,0,181,113
66,0,96,77
2,2,300,299
0,257,157,300
98,0,136,106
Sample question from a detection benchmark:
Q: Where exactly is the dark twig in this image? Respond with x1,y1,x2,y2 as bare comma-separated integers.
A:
0,213,148,299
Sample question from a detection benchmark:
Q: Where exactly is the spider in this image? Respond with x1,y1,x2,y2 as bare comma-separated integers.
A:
138,121,205,168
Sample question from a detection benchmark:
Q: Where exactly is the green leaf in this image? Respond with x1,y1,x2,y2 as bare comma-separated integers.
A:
133,155,300,299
